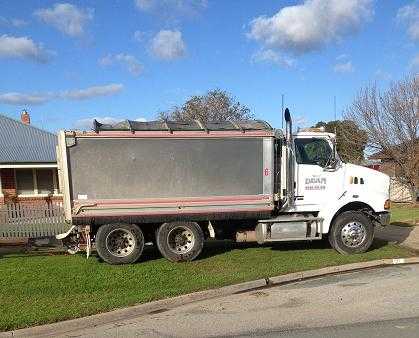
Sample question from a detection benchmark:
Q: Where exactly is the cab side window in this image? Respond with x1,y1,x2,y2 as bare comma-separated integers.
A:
295,138,332,167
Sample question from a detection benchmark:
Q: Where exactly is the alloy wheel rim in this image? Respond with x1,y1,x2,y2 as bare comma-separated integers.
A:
340,221,366,248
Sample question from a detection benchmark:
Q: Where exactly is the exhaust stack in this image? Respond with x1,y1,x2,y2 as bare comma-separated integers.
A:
283,108,295,207
284,108,292,142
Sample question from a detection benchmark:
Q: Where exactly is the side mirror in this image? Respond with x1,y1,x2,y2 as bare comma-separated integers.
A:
324,138,338,170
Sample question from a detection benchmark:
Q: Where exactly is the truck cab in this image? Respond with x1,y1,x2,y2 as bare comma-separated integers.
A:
287,128,391,253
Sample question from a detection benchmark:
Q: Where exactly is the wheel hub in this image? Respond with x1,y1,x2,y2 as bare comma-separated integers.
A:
341,222,366,248
105,228,136,257
167,227,195,254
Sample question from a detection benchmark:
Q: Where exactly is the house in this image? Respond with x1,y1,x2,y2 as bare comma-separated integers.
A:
0,111,62,206
368,145,418,203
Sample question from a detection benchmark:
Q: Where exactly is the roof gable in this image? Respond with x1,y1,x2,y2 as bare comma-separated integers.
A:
0,114,57,164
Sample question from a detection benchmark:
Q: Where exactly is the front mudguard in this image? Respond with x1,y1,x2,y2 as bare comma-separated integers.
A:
375,211,391,226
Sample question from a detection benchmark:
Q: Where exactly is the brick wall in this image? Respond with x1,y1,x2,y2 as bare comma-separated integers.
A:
11,196,63,206
0,169,16,202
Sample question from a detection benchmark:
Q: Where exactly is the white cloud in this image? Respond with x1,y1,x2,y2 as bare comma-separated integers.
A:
150,30,186,60
336,53,348,60
99,53,143,76
0,17,28,27
248,0,373,54
98,55,112,66
0,34,53,63
75,116,147,130
134,0,207,18
333,61,354,73
397,2,419,42
0,92,51,105
11,19,28,27
61,84,124,100
0,84,123,106
133,30,147,42
134,0,154,11
251,48,295,68
34,3,93,37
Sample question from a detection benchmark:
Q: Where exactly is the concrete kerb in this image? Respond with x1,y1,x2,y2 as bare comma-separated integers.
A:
3,256,419,338
268,257,419,285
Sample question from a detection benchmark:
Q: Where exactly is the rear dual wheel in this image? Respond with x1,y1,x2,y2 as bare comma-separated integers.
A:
96,223,144,265
156,221,204,262
95,222,204,264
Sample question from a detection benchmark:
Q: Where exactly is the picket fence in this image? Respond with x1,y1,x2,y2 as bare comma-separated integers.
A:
0,202,71,238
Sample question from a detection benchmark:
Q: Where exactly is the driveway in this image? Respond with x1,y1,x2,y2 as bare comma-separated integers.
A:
375,224,419,252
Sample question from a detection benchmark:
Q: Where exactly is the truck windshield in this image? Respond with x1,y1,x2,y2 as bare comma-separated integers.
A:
294,138,332,167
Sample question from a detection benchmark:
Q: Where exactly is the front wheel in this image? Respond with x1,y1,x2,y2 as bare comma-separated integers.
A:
156,221,204,262
329,211,374,254
96,223,145,264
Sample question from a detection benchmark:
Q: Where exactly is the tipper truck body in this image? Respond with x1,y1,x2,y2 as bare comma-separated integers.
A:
56,111,391,264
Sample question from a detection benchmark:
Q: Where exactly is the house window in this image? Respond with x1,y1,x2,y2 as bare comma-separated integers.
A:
16,169,35,195
36,169,54,194
15,168,59,196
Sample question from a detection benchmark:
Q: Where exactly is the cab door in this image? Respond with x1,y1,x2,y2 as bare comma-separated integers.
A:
294,137,343,210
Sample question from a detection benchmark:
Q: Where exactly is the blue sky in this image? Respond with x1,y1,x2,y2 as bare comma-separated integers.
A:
0,0,418,132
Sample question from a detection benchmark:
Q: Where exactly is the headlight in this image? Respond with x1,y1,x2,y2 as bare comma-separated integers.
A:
384,199,390,210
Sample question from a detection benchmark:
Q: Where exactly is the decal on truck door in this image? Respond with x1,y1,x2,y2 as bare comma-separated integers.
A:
305,177,326,191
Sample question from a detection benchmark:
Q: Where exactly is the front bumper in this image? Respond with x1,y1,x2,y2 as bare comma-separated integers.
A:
376,212,391,226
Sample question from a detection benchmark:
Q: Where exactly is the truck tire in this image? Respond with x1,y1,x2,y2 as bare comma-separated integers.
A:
329,211,374,255
95,223,144,264
156,221,204,262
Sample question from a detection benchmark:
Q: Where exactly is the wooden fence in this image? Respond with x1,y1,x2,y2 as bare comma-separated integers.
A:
0,202,72,238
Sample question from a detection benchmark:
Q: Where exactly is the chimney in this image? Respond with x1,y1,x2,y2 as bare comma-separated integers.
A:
21,110,30,125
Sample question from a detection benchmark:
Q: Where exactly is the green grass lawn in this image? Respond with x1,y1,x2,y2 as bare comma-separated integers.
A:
391,203,419,226
0,239,413,331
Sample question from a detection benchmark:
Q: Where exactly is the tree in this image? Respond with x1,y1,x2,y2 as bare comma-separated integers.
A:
345,75,418,201
312,120,368,164
159,89,253,122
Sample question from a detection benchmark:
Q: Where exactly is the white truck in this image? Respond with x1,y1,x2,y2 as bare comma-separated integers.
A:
56,109,391,264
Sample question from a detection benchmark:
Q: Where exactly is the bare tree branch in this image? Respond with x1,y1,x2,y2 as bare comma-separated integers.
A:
345,75,419,201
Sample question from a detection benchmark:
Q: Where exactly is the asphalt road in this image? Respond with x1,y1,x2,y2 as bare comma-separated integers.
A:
234,317,419,338
60,264,419,338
